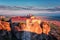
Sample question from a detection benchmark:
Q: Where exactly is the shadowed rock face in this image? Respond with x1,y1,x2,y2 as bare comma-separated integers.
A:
50,23,60,40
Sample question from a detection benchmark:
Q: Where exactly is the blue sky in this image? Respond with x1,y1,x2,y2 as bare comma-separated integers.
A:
0,0,60,16
0,0,60,8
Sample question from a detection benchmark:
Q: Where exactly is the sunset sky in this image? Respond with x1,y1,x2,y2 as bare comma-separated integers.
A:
0,0,60,16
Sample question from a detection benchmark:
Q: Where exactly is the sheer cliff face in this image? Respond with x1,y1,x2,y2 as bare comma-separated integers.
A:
20,22,42,34
0,21,11,31
42,22,50,35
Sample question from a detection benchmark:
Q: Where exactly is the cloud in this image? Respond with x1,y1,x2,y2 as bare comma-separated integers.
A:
0,5,60,11
0,5,60,15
